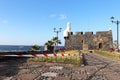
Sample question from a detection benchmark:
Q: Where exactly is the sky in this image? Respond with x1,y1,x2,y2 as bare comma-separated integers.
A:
0,0,120,46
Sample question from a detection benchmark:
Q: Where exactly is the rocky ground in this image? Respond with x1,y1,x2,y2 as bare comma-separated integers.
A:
1,53,120,80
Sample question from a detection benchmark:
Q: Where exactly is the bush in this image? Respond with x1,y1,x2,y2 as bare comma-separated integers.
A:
30,45,40,50
28,55,81,66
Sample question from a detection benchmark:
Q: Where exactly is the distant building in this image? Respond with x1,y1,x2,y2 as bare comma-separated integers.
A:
64,22,113,51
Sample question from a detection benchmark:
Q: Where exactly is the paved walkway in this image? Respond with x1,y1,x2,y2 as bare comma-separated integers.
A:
83,53,120,80
0,53,120,80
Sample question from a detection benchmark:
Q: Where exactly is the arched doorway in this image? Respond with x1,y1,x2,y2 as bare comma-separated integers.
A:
99,43,102,49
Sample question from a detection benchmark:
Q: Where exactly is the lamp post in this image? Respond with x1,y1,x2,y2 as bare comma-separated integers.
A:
53,27,62,50
111,16,120,51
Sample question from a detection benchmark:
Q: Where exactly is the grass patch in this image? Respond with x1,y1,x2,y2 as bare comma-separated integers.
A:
57,50,79,54
27,50,81,66
95,50,120,60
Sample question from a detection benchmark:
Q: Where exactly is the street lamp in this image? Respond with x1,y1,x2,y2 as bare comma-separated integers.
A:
111,16,120,51
53,27,62,50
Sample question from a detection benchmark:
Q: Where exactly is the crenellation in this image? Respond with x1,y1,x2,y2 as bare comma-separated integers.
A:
96,31,108,35
75,32,83,35
84,32,93,35
64,22,113,51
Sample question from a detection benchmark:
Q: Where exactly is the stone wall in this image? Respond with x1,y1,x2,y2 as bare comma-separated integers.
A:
64,30,113,51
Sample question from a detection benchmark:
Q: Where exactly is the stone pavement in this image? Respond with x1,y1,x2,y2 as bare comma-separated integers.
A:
0,53,120,80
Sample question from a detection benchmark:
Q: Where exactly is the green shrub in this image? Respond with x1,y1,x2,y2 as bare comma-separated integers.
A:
28,55,81,66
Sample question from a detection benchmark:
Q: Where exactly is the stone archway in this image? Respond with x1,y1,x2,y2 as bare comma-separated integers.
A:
99,43,102,49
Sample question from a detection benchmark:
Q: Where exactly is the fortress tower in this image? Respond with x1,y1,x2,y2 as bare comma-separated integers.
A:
64,22,113,51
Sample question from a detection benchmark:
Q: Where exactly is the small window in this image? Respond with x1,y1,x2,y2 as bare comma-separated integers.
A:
92,32,93,34
82,40,83,43
81,32,83,35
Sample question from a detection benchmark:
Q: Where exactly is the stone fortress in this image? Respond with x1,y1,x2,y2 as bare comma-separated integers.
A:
63,22,113,50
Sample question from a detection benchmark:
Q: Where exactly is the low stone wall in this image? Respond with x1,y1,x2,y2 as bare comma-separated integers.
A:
0,50,52,55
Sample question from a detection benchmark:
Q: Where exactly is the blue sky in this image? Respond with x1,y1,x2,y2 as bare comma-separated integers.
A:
0,0,120,46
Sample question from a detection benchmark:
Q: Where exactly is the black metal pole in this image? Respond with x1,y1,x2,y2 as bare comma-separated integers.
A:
56,31,58,50
53,28,62,51
111,17,120,52
117,21,119,51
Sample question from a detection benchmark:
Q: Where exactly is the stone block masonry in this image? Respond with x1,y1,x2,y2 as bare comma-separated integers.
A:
64,30,113,51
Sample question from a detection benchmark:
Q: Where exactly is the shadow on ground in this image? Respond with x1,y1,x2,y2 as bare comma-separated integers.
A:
0,57,28,79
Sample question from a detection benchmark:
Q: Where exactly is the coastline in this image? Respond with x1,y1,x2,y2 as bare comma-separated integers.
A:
0,45,64,51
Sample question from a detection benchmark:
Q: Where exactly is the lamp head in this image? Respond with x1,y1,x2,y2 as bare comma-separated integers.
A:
59,28,62,32
53,28,56,32
111,16,114,23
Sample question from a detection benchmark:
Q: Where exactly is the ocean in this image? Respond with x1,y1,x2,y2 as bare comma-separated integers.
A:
0,45,64,51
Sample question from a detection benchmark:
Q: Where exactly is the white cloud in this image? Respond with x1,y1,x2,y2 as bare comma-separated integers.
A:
0,19,8,24
49,14,67,20
59,14,66,20
49,14,57,18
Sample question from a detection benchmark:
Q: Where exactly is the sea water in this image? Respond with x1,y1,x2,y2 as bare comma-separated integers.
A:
0,45,64,51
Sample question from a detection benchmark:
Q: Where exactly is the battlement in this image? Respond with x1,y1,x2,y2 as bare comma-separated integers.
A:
75,32,83,35
71,30,112,36
96,31,108,35
96,30,112,35
85,32,93,35
64,22,113,51
65,30,113,51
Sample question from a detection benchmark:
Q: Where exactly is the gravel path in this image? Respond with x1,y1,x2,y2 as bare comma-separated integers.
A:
0,53,120,80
